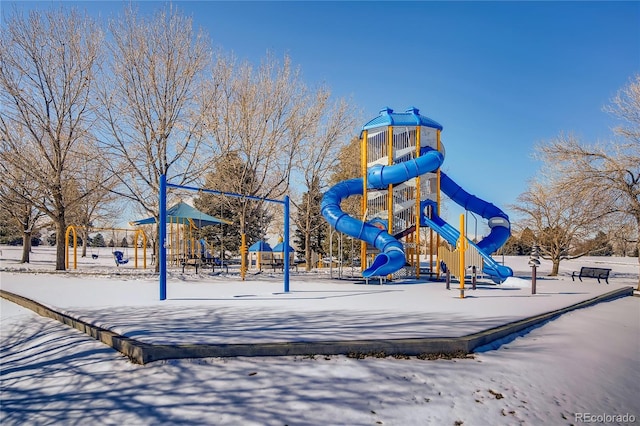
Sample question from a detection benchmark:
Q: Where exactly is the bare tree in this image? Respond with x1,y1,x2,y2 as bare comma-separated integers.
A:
606,74,640,143
608,220,637,256
292,106,359,270
0,141,39,257
511,176,607,275
0,173,45,262
327,136,362,214
0,7,103,270
64,140,120,257
97,5,213,270
534,76,640,288
206,53,342,249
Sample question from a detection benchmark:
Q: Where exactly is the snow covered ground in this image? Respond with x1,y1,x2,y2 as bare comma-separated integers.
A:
1,245,639,425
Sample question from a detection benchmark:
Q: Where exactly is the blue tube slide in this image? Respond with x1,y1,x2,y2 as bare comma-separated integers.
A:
430,173,513,281
321,150,444,277
321,146,512,281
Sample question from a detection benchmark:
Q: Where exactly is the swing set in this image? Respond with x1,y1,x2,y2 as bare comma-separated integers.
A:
158,175,292,300
64,225,149,269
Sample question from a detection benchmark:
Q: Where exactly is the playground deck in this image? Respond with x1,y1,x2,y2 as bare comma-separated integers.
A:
1,268,636,364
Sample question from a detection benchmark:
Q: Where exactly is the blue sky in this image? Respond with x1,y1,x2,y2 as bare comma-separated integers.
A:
6,1,640,227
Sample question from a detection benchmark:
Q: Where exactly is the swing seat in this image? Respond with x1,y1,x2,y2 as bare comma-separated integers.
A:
113,250,129,266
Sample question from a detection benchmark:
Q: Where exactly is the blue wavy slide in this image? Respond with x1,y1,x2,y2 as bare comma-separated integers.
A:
421,173,513,281
321,148,513,281
321,150,444,278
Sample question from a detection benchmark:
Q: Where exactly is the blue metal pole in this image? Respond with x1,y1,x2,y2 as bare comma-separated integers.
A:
283,195,290,293
159,175,167,300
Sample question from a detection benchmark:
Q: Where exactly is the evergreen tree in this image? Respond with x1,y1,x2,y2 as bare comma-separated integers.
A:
576,230,614,256
92,233,106,247
0,210,20,245
195,201,242,259
591,231,613,256
518,227,537,255
194,152,272,257
500,235,524,255
294,176,326,264
500,227,558,257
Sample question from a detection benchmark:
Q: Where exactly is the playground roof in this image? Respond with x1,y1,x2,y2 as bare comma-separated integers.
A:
361,107,443,133
272,242,294,253
248,241,272,252
129,202,231,228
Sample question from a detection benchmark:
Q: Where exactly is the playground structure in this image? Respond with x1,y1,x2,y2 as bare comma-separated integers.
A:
321,107,513,287
247,238,296,272
272,240,295,265
248,240,273,271
130,202,230,269
65,225,149,270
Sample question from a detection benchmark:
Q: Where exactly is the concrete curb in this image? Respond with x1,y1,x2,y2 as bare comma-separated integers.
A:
1,286,634,365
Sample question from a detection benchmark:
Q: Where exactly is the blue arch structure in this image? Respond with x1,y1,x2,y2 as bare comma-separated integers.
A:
159,175,291,300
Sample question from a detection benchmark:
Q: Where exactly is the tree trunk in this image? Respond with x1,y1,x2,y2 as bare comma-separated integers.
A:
55,221,66,270
636,253,640,292
551,259,560,276
55,204,67,270
636,217,640,291
154,222,160,273
81,228,88,258
20,232,31,263
305,231,312,272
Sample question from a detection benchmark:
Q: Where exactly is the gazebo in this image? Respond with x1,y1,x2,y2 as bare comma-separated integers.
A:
130,202,230,264
272,240,295,264
248,240,273,270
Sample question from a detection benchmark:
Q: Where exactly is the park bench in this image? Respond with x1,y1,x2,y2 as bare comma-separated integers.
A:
261,259,285,272
260,259,299,272
200,255,229,273
571,266,611,284
181,257,201,274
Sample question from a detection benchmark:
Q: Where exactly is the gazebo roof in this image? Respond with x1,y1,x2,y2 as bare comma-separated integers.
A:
130,202,231,227
248,240,272,252
272,242,294,253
